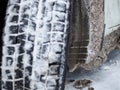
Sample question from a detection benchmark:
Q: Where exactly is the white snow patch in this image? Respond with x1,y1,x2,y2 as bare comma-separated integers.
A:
105,0,120,35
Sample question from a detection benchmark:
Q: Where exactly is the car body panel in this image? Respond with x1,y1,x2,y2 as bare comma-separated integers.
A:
105,0,120,35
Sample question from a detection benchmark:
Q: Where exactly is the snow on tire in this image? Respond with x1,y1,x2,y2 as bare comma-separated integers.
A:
2,0,38,89
31,0,70,90
2,0,70,90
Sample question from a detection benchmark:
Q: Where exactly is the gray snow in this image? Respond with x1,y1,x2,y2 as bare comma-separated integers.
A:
65,50,120,90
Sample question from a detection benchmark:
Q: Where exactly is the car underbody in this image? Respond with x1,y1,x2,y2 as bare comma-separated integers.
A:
67,0,120,72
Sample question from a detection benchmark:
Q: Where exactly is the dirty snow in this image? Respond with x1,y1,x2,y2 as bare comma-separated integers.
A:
65,50,120,90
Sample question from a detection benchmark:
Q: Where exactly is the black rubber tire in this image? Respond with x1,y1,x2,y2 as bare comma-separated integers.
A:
1,0,70,90
0,0,9,89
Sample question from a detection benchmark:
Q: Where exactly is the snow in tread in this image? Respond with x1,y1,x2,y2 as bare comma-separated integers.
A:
1,0,70,90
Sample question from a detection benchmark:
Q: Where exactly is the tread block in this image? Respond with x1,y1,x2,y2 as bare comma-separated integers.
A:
17,39,26,46
16,61,23,70
24,54,33,65
20,14,29,25
43,23,51,32
46,78,57,86
25,42,34,52
51,33,63,42
20,18,29,25
25,76,30,89
40,6,46,17
29,56,33,66
26,48,33,55
5,69,13,80
9,25,18,34
21,5,30,14
45,11,52,22
10,15,19,23
51,44,63,53
17,46,25,54
6,57,14,66
17,34,26,40
31,2,39,16
15,80,23,90
42,33,50,43
19,24,27,33
25,66,32,76
27,34,35,42
15,69,23,79
49,65,59,75
17,55,23,69
9,35,17,44
29,21,36,31
53,23,65,32
17,34,26,41
12,4,20,13
7,46,15,55
3,81,13,90
48,44,63,63
55,12,65,22
21,14,29,19
45,1,54,11
2,81,13,90
55,2,66,12
41,44,49,54
40,75,45,83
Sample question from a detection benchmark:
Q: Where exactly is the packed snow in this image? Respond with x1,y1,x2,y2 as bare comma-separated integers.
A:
65,50,120,90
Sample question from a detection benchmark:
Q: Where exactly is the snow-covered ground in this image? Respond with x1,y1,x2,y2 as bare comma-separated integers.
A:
65,50,120,90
